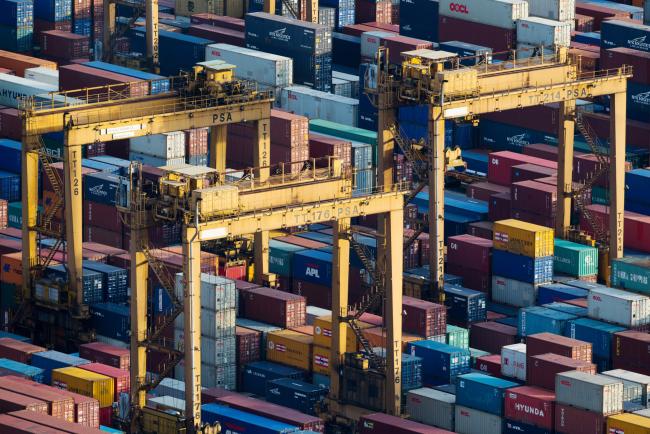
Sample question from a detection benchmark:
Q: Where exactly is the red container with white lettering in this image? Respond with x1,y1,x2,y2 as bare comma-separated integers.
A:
555,403,607,434
505,386,555,431
475,355,502,377
527,354,596,390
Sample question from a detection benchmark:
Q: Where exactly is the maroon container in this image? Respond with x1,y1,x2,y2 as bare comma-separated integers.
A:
292,278,332,310
78,342,130,370
466,182,510,201
309,133,352,168
511,164,558,182
59,64,148,97
363,22,399,32
511,180,557,217
0,109,22,140
384,35,433,64
489,192,511,222
601,47,650,85
402,296,446,338
581,111,650,150
575,3,629,30
8,409,99,433
488,151,557,186
216,394,325,432
84,201,122,233
0,238,21,256
342,24,378,36
555,403,606,434
99,406,111,426
403,229,421,270
359,412,450,433
83,226,123,249
79,363,129,402
0,376,75,422
569,48,599,72
526,332,592,362
0,389,48,414
272,110,309,148
0,414,55,434
445,263,490,293
475,354,502,377
511,208,555,229
202,387,238,403
439,16,515,56
505,386,555,431
82,242,127,259
187,25,245,46
523,143,561,161
570,41,600,53
236,326,261,366
190,13,245,31
40,30,89,61
484,105,559,136
0,227,21,239
467,221,494,240
581,204,650,253
469,322,517,354
527,354,596,390
34,18,72,33
0,338,46,364
356,0,392,24
185,127,209,157
242,287,306,328
447,234,492,273
613,331,650,375
574,13,595,32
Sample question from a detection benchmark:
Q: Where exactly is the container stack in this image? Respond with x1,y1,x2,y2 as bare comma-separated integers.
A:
0,0,33,52
320,0,355,30
185,127,209,166
279,86,358,127
34,0,72,36
129,131,187,167
446,234,492,293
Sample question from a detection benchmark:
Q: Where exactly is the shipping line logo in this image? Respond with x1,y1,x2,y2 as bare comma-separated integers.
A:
628,36,650,51
449,2,469,13
631,91,650,107
269,27,291,42
507,133,531,148
514,403,546,417
89,184,109,197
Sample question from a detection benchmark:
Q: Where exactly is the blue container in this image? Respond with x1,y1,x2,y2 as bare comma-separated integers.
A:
90,302,130,342
445,191,489,219
0,170,20,202
151,287,174,318
495,316,519,328
241,361,305,397
453,122,476,149
34,0,72,21
0,331,30,342
73,18,91,36
0,24,32,52
0,358,45,383
399,0,438,42
320,0,355,30
82,260,128,303
292,250,333,287
626,169,650,205
462,150,488,174
312,373,330,390
537,282,589,304
492,250,554,284
358,92,378,132
45,264,104,305
82,159,121,173
479,119,556,151
573,31,601,45
0,0,32,27
202,403,300,434
88,156,131,176
84,172,122,206
99,426,124,433
0,139,21,174
30,350,90,384
601,19,650,53
269,239,306,277
627,81,650,122
487,301,520,318
504,419,552,434
456,373,519,416
444,284,487,326
439,41,492,65
265,378,328,415
332,32,361,68
83,61,170,95
627,200,650,215
406,340,471,386
518,306,577,337
402,353,423,391
130,28,211,76
542,302,587,317
564,317,626,360
445,212,478,241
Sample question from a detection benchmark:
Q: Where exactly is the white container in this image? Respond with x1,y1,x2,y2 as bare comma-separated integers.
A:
24,67,59,87
0,73,57,108
492,276,538,307
515,43,556,59
147,395,185,413
129,152,185,168
175,360,236,389
331,77,352,98
602,369,650,406
280,86,358,126
205,43,293,88
174,328,236,366
154,378,185,400
455,405,503,434
174,273,237,312
517,17,572,47
406,388,456,431
130,131,186,160
360,30,396,60
527,0,575,22
588,286,650,327
174,308,236,340
307,306,332,325
501,343,527,381
555,371,624,415
332,71,360,98
439,0,529,29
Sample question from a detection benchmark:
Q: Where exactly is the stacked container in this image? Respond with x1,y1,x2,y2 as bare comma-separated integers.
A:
406,340,471,386
0,0,33,52
446,234,492,293
501,343,526,381
280,86,358,127
587,286,650,328
129,132,186,167
555,371,623,416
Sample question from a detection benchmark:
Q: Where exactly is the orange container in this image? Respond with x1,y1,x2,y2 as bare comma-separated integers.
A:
1,252,23,285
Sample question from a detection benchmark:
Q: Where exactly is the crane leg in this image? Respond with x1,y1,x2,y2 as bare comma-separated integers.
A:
253,118,271,284
130,230,148,418
556,100,575,238
63,135,84,309
428,109,445,303
609,92,626,259
22,148,38,298
209,125,227,174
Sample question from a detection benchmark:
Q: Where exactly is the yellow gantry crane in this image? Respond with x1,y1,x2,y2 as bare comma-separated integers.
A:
264,0,318,22
368,46,631,301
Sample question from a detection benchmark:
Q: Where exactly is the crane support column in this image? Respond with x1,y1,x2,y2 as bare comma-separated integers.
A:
183,226,202,432
145,0,159,71
610,92,626,259
129,230,148,413
63,132,84,308
21,147,38,296
330,217,350,403
306,0,318,22
209,125,227,173
254,117,271,284
556,100,575,238
102,1,115,61
384,208,403,415
428,107,445,302
263,0,275,14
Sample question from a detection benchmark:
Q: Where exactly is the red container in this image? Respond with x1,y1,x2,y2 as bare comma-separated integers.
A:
82,242,127,259
79,363,129,402
0,109,21,140
40,30,89,61
0,414,59,434
0,227,21,239
363,22,399,32
511,208,555,230
526,332,592,362
574,13,595,32
439,16,516,56
488,192,511,222
601,47,650,85
484,105,560,136
84,201,122,233
403,229,421,270
78,342,130,370
613,331,650,375
523,143,562,161
402,296,446,338
445,263,490,293
187,25,245,46
342,24,378,36
356,0,392,24
488,151,557,186
505,386,555,431
99,407,111,426
9,409,99,433
0,338,46,363
185,128,209,157
555,403,606,434
527,354,596,390
0,376,74,422
575,3,629,30
512,164,558,182
272,110,309,148
581,205,650,253
59,64,148,97
83,226,123,249
241,287,306,328
0,239,22,256
511,180,557,217
34,18,72,34
475,354,502,377
0,389,48,414
275,235,329,250
581,111,650,150
384,36,433,64
235,326,261,366
292,279,332,310
570,41,600,53
202,387,238,403
190,13,245,31
447,234,492,273
469,321,517,354
359,412,450,433
467,221,494,240
466,182,510,201
309,133,352,168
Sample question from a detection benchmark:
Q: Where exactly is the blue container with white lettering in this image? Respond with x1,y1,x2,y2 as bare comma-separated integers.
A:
444,284,487,326
292,250,333,287
241,361,305,396
82,260,128,303
406,340,471,386
90,302,130,342
537,283,588,304
266,378,328,415
0,139,21,174
84,172,122,205
504,419,552,434
456,373,519,416
492,250,553,284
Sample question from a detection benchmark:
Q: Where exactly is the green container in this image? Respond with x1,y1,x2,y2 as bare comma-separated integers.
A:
7,202,21,229
591,186,609,205
309,119,377,146
469,347,490,365
269,239,306,277
611,257,650,295
446,325,469,348
553,239,598,277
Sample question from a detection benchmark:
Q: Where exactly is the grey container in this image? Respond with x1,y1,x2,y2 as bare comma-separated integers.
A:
406,387,455,431
153,378,186,400
491,275,538,307
454,405,502,434
603,369,650,406
306,306,331,325
555,371,624,415
634,408,650,417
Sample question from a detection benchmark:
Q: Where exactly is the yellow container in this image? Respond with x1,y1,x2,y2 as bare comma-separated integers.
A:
313,316,373,352
493,219,554,257
312,345,330,375
607,414,650,434
266,330,313,371
51,366,114,408
142,407,187,434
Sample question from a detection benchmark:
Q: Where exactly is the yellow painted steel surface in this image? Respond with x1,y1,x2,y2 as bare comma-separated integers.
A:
493,219,554,257
607,414,650,433
51,366,114,408
312,345,330,375
313,316,372,351
142,407,186,434
266,329,314,371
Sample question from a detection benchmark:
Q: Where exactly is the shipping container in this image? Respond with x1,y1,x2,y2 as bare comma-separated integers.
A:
456,373,518,416
265,378,327,416
79,363,128,403
242,287,306,328
555,371,623,415
504,386,555,431
601,20,650,53
51,366,113,408
406,340,471,386
403,297,447,338
406,388,455,431
202,403,301,434
469,322,518,354
493,250,553,284
602,369,650,408
493,219,554,258
476,354,502,377
265,330,312,371
0,358,45,382
526,332,592,362
516,17,571,47
444,285,487,326
5,409,100,433
537,282,588,304
0,388,48,414
492,276,538,307
501,343,527,381
555,402,606,434
89,303,130,342
607,414,650,434
439,0,528,29
587,285,650,327
613,331,650,376
518,306,576,337
280,86,358,126
0,74,57,109
30,351,90,385
0,375,75,422
0,338,45,363
359,412,452,433
78,342,129,370
455,405,503,434
528,354,596,390
447,234,492,273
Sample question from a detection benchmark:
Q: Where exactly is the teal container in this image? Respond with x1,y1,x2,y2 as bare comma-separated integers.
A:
269,239,306,277
309,119,377,145
469,347,490,365
591,186,609,205
553,239,598,277
7,202,21,229
446,325,469,348
611,257,650,295
0,283,17,310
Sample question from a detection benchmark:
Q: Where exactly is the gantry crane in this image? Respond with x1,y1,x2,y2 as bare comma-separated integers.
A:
367,46,631,301
263,0,318,22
